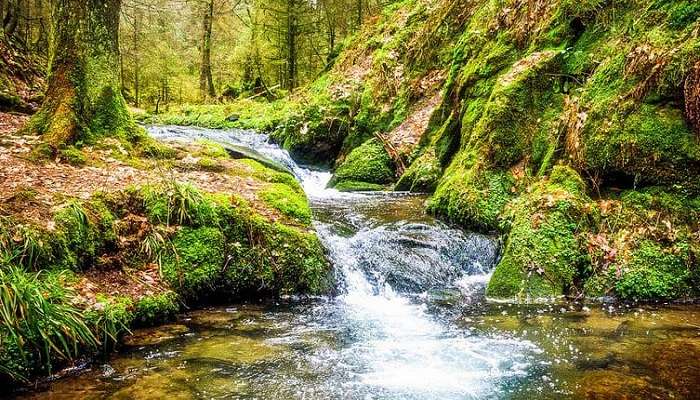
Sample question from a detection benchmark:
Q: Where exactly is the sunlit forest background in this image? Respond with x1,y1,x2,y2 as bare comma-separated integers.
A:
2,0,388,108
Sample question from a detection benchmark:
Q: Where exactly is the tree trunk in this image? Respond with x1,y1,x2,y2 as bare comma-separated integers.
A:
286,0,297,91
0,0,5,36
26,0,134,148
3,0,18,37
199,0,215,100
133,7,141,108
356,0,362,28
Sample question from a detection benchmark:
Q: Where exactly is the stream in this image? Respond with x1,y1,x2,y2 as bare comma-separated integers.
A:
15,126,700,399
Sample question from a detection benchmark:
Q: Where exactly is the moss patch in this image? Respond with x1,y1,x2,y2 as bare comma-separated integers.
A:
328,139,395,190
487,166,595,300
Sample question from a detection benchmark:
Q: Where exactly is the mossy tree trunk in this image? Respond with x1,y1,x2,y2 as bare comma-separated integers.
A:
27,0,134,148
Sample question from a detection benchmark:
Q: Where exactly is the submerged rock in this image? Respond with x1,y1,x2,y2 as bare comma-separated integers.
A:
122,324,190,347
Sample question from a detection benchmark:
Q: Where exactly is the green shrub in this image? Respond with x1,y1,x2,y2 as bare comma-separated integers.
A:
85,295,133,351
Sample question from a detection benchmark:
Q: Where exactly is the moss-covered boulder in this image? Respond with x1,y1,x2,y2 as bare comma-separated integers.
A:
143,187,332,301
395,150,442,193
428,150,517,231
328,138,395,191
486,166,595,300
161,227,226,299
272,104,350,166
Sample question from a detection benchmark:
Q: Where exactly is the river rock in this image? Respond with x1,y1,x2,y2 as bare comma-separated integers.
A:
224,143,292,175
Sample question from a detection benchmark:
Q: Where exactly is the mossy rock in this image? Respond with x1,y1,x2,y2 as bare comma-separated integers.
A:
217,202,332,296
486,166,595,300
272,103,349,166
333,180,386,192
133,292,180,326
480,50,563,168
328,138,395,191
224,143,292,175
428,150,516,231
612,241,693,300
59,146,87,166
161,227,226,299
259,182,312,225
582,104,700,190
395,150,442,193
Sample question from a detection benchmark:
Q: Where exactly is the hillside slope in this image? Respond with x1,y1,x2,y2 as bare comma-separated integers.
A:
265,0,700,302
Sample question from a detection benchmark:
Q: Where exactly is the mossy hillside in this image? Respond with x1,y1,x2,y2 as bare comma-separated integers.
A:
584,188,700,300
359,0,700,300
427,43,564,230
486,166,596,300
328,139,395,191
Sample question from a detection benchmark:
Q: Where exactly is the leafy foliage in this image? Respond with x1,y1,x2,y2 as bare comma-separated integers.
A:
0,266,97,380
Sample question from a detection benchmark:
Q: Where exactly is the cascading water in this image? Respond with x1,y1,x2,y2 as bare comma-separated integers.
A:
15,126,700,400
147,125,542,399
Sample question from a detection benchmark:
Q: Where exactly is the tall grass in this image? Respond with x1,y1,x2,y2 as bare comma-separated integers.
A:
142,180,218,227
0,217,49,269
0,266,98,380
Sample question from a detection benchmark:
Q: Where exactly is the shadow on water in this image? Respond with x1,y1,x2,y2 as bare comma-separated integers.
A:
15,126,700,399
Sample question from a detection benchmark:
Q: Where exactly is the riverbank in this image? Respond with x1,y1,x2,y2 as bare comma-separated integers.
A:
0,120,331,385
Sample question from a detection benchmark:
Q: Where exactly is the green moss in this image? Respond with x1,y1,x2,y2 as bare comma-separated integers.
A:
195,140,229,159
487,167,594,300
59,146,86,166
583,187,700,300
428,150,516,231
220,214,331,296
614,241,692,300
583,105,700,189
329,139,395,190
133,292,180,326
52,201,114,270
259,183,312,225
333,180,386,192
140,138,178,160
161,227,225,299
196,157,226,172
28,143,55,162
395,150,442,193
238,159,298,188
